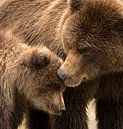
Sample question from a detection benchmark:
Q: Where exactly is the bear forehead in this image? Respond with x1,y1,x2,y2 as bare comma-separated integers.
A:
64,1,122,49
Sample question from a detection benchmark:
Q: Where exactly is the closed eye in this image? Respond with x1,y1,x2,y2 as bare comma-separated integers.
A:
78,47,91,56
52,84,61,91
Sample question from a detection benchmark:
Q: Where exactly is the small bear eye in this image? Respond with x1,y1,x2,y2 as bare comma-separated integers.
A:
70,0,80,11
79,47,91,56
52,84,61,91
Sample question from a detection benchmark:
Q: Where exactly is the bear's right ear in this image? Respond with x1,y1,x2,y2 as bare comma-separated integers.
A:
67,0,82,12
23,47,51,69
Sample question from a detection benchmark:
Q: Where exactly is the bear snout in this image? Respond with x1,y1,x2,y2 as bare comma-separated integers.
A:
56,105,66,116
60,104,66,112
57,68,67,82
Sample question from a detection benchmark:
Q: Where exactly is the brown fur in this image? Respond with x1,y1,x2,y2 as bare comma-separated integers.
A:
0,30,65,129
0,0,123,129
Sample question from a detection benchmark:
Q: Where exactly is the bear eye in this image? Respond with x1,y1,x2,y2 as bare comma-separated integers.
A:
52,84,61,91
70,0,80,12
79,47,91,56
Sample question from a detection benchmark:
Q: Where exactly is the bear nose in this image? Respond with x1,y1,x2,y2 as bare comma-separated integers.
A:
60,105,66,112
57,69,67,82
58,105,66,115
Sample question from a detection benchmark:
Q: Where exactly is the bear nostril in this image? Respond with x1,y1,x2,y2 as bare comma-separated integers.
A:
57,69,67,82
56,105,66,116
59,105,66,115
82,74,88,81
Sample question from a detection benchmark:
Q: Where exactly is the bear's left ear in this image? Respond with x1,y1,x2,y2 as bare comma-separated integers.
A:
68,0,81,12
23,47,51,69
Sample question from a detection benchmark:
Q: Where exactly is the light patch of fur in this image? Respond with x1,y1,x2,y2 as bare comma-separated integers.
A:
87,99,97,129
0,0,6,6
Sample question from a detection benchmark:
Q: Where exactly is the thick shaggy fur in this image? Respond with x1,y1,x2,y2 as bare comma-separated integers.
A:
0,0,123,129
0,30,65,129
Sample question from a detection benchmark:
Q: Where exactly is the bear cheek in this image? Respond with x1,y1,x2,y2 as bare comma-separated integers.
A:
82,63,101,80
49,92,65,115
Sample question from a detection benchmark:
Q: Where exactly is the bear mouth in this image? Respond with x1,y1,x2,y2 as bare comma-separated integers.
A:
64,77,82,87
64,74,89,87
48,109,64,116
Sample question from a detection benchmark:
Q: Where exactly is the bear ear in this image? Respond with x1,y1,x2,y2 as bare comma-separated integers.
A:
24,48,51,69
68,0,81,12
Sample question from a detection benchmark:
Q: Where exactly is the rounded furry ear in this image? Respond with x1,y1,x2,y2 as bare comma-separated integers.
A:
24,48,51,69
68,0,81,11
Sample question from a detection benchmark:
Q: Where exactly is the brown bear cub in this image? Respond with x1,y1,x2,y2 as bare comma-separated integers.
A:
0,30,65,129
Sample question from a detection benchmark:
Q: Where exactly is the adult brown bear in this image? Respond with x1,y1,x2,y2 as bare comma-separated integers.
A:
0,0,123,129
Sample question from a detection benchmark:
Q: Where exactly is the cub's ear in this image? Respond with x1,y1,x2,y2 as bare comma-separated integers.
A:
68,0,81,11
23,47,51,69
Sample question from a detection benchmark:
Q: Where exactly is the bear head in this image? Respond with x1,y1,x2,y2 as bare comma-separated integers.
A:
57,0,123,87
11,47,66,115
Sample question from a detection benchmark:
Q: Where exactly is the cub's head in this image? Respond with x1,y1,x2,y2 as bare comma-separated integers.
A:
16,47,66,115
57,0,123,87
